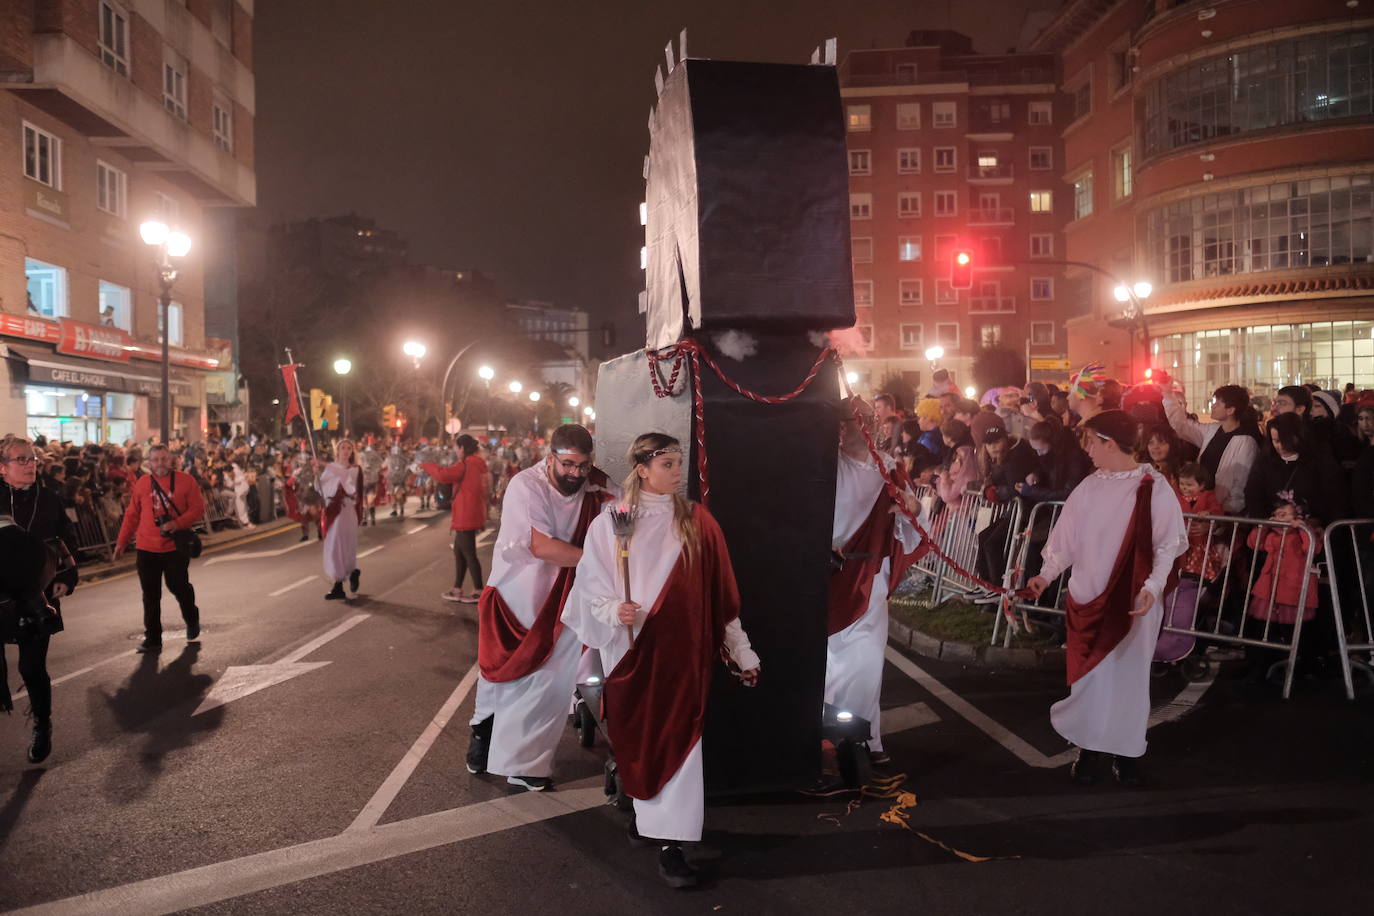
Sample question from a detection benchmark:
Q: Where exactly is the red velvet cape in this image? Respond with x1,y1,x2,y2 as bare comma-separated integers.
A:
602,504,740,800
320,465,365,537
827,475,928,636
1063,475,1171,685
477,471,611,683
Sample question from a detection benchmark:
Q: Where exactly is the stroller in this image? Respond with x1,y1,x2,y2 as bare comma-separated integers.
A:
1153,575,1213,681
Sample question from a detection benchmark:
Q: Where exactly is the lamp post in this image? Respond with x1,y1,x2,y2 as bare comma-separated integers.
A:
478,364,495,435
140,220,192,444
333,358,352,434
402,341,426,436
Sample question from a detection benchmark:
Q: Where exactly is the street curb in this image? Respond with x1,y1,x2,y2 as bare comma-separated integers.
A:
887,605,1065,672
78,517,298,584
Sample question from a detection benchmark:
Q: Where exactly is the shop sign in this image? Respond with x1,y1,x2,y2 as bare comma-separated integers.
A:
57,320,132,363
1030,357,1071,370
0,313,61,346
25,362,191,397
1,313,219,369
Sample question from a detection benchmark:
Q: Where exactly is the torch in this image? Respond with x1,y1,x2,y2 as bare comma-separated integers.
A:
608,506,637,644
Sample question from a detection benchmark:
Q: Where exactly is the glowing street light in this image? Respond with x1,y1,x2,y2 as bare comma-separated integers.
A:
924,345,944,362
477,365,495,381
1114,281,1153,304
964,386,977,398
508,380,523,394
1133,280,1153,300
845,371,859,385
528,391,541,402
333,359,353,432
140,218,192,444
333,358,352,376
582,405,594,417
568,396,580,408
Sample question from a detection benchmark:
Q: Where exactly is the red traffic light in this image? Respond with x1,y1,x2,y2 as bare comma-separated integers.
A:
951,249,974,289
956,251,971,266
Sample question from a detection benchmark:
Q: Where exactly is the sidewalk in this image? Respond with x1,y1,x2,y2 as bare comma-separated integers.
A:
78,515,300,584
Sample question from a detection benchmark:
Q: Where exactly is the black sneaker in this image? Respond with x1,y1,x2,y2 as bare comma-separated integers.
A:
506,775,553,792
27,718,52,764
136,638,162,654
465,717,492,774
657,844,699,889
299,533,309,542
868,750,892,767
1071,748,1101,786
186,622,201,642
325,583,347,600
1112,755,1144,788
349,568,361,594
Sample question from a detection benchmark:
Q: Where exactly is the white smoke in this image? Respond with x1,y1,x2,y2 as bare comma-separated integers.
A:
825,326,871,356
712,329,758,362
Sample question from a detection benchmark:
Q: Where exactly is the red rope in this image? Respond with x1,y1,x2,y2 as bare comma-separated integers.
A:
645,337,1009,595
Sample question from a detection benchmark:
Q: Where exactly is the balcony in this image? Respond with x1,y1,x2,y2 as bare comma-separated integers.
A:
968,207,1015,226
970,296,1017,314
968,115,1016,136
968,163,1014,183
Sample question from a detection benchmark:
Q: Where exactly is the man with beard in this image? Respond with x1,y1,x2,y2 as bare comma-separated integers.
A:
467,424,619,790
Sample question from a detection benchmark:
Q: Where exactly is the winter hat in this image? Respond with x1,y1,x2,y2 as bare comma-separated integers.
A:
1313,390,1340,419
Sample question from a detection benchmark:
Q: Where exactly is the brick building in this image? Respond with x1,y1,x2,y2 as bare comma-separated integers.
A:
1031,0,1374,399
0,0,255,444
839,31,1071,396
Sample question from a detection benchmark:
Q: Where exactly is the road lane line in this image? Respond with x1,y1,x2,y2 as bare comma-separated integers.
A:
204,537,314,566
1146,671,1216,728
880,701,940,735
347,662,481,833
357,544,386,559
282,614,371,664
405,525,427,535
268,576,321,598
10,783,605,916
13,649,137,699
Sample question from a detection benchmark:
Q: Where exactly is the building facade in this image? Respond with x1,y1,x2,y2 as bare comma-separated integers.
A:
1032,0,1374,400
0,0,255,444
839,31,1072,396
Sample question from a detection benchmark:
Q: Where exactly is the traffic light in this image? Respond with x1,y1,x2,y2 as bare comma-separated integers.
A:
309,388,326,429
382,404,397,429
950,249,974,290
324,400,339,430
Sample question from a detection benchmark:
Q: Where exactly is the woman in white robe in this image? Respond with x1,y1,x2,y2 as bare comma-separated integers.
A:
320,439,364,600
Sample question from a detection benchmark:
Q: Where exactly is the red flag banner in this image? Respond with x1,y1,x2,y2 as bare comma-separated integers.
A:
280,363,303,426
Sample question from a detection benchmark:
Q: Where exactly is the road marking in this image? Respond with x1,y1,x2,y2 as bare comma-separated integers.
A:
10,783,605,916
347,663,481,833
1146,670,1216,728
357,544,386,559
204,537,313,566
13,649,136,700
193,614,371,716
405,525,427,535
880,701,940,735
476,530,494,547
884,647,1075,769
268,575,321,598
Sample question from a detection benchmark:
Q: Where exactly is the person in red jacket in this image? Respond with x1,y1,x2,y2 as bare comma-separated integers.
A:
421,435,490,603
114,444,205,652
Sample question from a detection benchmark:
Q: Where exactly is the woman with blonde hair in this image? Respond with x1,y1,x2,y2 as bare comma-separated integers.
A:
563,432,760,889
319,439,365,600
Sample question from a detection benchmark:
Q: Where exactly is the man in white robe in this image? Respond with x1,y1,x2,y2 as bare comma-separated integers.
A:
1028,410,1187,786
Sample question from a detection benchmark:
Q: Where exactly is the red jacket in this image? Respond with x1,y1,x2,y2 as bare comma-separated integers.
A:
421,455,489,531
116,470,205,553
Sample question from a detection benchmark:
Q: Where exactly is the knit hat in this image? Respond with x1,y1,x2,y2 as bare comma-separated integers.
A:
1313,390,1340,419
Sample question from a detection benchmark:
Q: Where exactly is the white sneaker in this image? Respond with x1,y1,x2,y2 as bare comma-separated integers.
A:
441,588,464,602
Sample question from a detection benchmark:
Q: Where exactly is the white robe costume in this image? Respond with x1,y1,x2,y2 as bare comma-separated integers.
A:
825,450,922,752
319,462,361,584
1038,464,1188,757
563,492,759,842
475,465,618,779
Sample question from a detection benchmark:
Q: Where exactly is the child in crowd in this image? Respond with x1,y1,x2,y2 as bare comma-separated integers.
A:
1156,463,1225,662
1246,499,1321,628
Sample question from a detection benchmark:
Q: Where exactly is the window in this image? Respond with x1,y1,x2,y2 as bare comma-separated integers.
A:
159,300,184,347
1031,321,1056,345
1030,233,1054,257
849,193,872,220
1028,100,1053,125
978,192,1001,210
1031,277,1054,300
853,281,873,306
1029,147,1053,170
936,322,960,348
1114,147,1133,199
934,190,957,216
98,1,130,76
164,56,187,120
980,236,1003,264
1030,190,1053,213
1110,46,1133,93
979,100,1012,124
898,236,922,261
933,235,957,261
847,105,871,131
99,281,132,331
932,101,957,128
896,63,919,83
96,160,127,217
22,122,62,188
848,149,871,175
899,279,923,305
213,101,234,152
896,103,920,130
25,259,68,318
1070,75,1093,121
857,324,874,347
936,280,958,304
977,154,998,169
979,324,1003,347
897,148,921,173
934,147,956,173
900,324,924,349
1142,30,1374,158
1073,171,1094,220
898,192,922,219
851,237,873,264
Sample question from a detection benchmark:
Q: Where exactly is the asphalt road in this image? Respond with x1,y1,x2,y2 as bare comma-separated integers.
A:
2,500,1371,914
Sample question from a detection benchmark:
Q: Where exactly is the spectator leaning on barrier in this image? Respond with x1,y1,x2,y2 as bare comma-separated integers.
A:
1353,403,1374,518
1017,420,1092,505
1161,383,1262,516
1244,412,1343,527
913,398,946,461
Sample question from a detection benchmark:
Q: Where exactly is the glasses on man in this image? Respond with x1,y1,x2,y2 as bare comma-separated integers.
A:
4,455,37,466
552,457,591,476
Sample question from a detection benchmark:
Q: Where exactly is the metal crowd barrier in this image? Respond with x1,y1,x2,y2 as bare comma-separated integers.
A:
991,506,1323,699
1325,519,1374,701
68,503,116,562
908,484,1022,606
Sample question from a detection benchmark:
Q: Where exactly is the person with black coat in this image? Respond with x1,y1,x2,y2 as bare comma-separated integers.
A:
0,435,78,763
1244,413,1344,526
1018,420,1093,505
970,428,1042,597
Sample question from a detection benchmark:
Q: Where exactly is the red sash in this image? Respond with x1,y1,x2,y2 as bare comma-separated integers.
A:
827,475,928,636
477,472,611,682
1063,475,1172,685
320,466,364,537
603,505,739,800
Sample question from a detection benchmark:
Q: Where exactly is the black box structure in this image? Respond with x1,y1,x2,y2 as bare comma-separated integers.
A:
594,51,855,794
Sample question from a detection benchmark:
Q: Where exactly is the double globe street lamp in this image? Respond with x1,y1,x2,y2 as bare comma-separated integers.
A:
139,220,192,444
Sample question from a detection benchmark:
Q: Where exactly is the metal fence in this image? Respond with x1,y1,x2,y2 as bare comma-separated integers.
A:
68,504,117,562
910,485,1021,606
1325,519,1374,700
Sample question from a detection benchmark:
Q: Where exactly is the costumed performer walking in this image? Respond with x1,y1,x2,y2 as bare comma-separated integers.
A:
563,433,760,889
1026,409,1187,786
319,439,365,600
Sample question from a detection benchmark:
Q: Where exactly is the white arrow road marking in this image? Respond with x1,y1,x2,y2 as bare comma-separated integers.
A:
268,575,323,597
476,530,494,547
193,614,371,716
880,701,940,735
405,525,427,535
204,538,314,566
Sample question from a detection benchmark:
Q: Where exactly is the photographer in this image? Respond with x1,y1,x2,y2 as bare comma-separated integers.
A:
114,444,205,653
1,435,77,763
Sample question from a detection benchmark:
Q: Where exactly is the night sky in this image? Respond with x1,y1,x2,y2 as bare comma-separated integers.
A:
254,0,1055,343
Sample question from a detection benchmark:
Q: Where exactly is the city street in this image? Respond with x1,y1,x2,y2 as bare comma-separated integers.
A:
2,501,1370,915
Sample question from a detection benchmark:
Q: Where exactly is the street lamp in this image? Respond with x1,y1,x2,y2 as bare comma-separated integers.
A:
509,380,523,394
478,365,495,434
528,391,541,402
140,219,192,444
845,371,859,385
924,345,944,363
568,396,580,408
964,385,977,398
402,340,426,369
333,358,352,434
